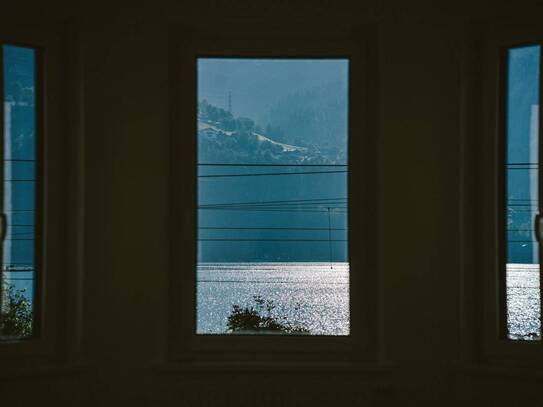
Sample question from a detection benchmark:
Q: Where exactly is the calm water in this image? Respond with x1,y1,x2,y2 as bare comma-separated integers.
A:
197,263,541,339
196,262,350,335
507,264,541,340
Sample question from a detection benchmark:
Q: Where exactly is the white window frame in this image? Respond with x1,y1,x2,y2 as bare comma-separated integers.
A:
167,23,380,365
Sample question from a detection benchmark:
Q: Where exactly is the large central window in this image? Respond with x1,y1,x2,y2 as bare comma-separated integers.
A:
196,58,350,336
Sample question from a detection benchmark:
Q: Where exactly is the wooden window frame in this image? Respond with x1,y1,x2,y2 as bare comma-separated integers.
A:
168,23,380,366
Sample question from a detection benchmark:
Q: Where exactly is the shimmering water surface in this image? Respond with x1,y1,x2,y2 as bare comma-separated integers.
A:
196,262,350,335
197,263,540,338
507,264,541,340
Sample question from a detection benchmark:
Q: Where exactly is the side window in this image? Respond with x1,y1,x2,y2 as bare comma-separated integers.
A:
0,45,39,340
504,45,541,341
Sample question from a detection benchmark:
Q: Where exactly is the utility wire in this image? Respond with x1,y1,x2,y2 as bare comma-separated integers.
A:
199,226,347,230
200,200,346,208
199,197,347,206
200,205,347,210
198,208,347,213
198,238,347,242
199,163,348,167
198,170,347,178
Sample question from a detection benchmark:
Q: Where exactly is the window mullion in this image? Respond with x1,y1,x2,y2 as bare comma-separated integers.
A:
0,46,4,333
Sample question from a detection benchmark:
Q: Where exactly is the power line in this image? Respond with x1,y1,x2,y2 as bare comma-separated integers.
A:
199,170,347,178
199,197,347,206
5,210,35,213
510,208,536,213
3,264,35,267
199,205,348,211
199,163,348,167
506,168,538,171
2,269,34,273
327,207,333,270
200,201,347,209
4,238,34,241
198,238,348,242
198,208,347,213
199,226,347,230
200,203,347,208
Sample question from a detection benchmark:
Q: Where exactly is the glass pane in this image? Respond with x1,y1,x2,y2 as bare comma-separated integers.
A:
196,59,349,335
506,45,541,341
0,45,37,340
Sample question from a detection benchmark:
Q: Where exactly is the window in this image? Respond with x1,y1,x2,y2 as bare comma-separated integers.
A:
0,44,39,341
503,45,541,341
196,58,349,336
476,26,543,361
0,25,73,365
170,31,377,360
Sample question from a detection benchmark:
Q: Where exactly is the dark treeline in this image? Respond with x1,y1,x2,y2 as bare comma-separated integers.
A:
199,78,348,154
199,100,256,134
266,80,348,150
198,100,344,165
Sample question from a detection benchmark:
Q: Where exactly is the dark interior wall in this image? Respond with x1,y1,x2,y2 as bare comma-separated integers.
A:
1,1,542,406
82,22,170,365
379,21,460,362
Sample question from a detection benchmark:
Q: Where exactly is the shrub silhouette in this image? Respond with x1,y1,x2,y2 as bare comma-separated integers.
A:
227,295,309,334
1,282,33,338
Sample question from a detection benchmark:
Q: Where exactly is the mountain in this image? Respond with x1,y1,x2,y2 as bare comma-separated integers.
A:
197,100,346,165
265,80,348,151
197,58,348,132
198,120,339,165
197,103,348,263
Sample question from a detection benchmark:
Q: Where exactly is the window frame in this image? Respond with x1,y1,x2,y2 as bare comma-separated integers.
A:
0,20,80,367
168,23,380,364
473,23,543,364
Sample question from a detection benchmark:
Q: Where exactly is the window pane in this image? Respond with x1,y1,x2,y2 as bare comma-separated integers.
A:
0,46,36,340
196,59,349,335
506,45,541,341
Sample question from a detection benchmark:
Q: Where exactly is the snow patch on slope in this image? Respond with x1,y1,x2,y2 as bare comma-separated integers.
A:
198,120,306,153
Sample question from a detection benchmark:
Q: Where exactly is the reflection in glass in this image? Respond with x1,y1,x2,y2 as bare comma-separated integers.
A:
196,59,349,335
505,45,541,341
0,46,36,339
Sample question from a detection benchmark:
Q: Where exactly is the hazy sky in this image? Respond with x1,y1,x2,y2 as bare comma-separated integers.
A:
197,58,348,125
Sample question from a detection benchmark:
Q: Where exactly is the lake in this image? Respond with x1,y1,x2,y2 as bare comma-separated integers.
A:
197,262,542,339
196,262,350,335
507,264,541,340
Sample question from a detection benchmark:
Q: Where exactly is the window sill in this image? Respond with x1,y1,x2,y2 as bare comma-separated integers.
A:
154,360,395,376
450,362,543,382
0,364,88,381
